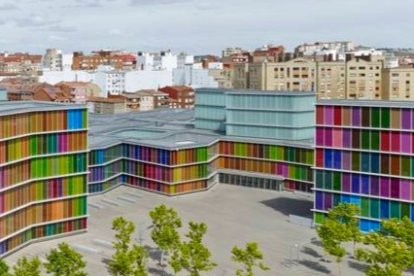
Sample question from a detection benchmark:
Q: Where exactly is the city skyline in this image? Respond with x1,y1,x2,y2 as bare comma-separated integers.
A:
0,0,413,54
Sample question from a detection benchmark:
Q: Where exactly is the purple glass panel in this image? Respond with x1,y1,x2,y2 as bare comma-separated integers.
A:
342,151,351,170
325,128,333,147
401,133,411,153
282,164,288,177
400,179,411,200
342,129,351,148
325,106,333,125
352,107,361,126
316,128,324,146
402,109,411,129
277,163,283,175
315,191,324,210
324,193,333,210
390,178,400,198
342,173,351,192
370,176,379,196
380,178,390,197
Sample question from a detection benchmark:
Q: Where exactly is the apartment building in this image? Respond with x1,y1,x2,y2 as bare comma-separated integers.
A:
248,58,316,91
159,86,195,109
382,66,414,100
88,97,127,114
346,55,383,99
72,50,136,71
316,62,346,99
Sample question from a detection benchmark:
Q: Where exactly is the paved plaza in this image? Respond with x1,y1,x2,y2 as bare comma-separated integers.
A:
5,184,367,275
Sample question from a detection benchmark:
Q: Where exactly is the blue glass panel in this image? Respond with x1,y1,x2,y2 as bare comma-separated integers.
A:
324,149,333,168
380,200,390,219
352,174,360,193
361,175,369,195
371,153,380,173
360,219,370,232
333,150,341,169
315,191,323,210
350,195,360,206
341,194,351,203
361,152,370,172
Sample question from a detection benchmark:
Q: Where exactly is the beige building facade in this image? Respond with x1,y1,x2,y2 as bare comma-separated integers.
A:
248,58,316,91
345,57,382,99
382,66,414,100
316,62,346,99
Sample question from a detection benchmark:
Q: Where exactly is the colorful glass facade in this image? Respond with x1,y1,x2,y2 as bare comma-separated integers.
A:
314,101,414,231
88,139,314,195
0,103,88,256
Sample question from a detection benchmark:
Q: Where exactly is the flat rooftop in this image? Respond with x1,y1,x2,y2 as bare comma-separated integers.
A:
3,184,365,275
89,109,314,150
317,99,414,108
197,87,316,96
0,101,86,116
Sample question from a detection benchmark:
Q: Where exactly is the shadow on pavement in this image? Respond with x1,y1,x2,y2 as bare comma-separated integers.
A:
260,197,313,217
348,260,368,273
301,246,323,259
297,259,331,274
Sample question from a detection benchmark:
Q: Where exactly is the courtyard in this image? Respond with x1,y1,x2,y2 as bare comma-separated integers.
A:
4,184,366,275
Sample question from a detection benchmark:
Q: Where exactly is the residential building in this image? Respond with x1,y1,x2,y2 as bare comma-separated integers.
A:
32,83,72,102
72,50,137,71
248,58,316,91
122,91,155,112
222,47,246,58
88,97,127,114
208,68,233,89
295,41,354,61
0,53,42,74
382,66,414,100
94,66,125,96
173,64,219,88
0,101,88,256
159,86,195,109
252,44,285,63
137,50,178,71
43,49,73,71
232,63,249,89
55,82,102,104
345,55,383,99
314,100,414,231
316,61,346,99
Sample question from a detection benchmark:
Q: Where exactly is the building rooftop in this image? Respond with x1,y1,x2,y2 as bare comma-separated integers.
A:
196,88,315,96
0,101,86,116
89,108,314,150
317,99,414,108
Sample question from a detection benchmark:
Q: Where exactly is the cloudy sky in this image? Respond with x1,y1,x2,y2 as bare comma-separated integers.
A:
0,0,412,54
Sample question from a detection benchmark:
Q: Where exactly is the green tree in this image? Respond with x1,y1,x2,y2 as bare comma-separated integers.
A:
12,256,41,276
45,242,87,276
356,232,413,276
108,217,148,276
0,259,9,276
381,217,414,248
149,204,182,265
170,222,216,276
328,203,361,250
231,242,270,276
317,218,347,275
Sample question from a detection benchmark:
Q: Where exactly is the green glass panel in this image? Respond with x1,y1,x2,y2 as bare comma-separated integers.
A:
401,156,410,177
381,108,390,128
333,194,341,206
324,171,333,190
401,203,410,219
390,201,400,219
351,152,360,171
314,213,325,224
316,171,323,188
370,198,380,219
269,146,277,160
361,197,370,217
371,130,380,150
333,172,341,191
371,107,380,127
361,130,370,149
